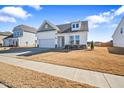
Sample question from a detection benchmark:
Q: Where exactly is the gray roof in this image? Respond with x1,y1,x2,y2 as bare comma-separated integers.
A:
0,32,12,36
37,20,88,33
37,20,60,32
57,21,88,33
3,34,13,39
13,24,37,33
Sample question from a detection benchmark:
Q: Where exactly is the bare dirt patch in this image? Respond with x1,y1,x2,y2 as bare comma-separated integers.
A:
27,47,124,76
0,62,94,88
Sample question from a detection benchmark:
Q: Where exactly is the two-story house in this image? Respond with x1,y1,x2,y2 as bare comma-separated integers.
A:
36,20,88,48
3,25,37,47
0,32,11,47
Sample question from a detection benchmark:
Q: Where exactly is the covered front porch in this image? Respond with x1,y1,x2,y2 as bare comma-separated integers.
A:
57,36,65,48
9,38,19,47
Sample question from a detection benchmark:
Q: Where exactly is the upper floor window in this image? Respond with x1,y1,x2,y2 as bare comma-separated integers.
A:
72,23,79,28
121,28,123,34
72,24,75,28
17,32,19,36
71,23,80,31
20,31,23,36
76,24,79,28
13,30,23,37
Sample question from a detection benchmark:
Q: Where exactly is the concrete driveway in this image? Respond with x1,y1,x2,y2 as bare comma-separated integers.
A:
0,48,51,56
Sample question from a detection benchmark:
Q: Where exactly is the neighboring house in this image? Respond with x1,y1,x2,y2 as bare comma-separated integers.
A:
112,17,124,47
0,32,11,47
3,25,37,47
3,34,14,47
37,20,88,48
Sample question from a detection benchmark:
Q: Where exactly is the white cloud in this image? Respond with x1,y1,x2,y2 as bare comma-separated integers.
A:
85,13,114,28
111,24,117,28
86,15,108,24
102,11,111,16
92,24,99,28
84,6,124,29
0,6,31,19
28,5,42,10
114,6,124,16
0,15,16,23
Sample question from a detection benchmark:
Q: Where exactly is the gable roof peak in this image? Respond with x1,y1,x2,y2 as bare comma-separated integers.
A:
38,20,60,32
112,16,124,37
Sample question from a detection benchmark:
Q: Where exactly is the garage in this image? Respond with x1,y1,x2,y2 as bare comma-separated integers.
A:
39,39,55,48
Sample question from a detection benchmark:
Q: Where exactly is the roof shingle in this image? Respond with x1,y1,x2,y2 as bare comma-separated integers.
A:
13,25,37,33
0,32,12,36
37,20,88,33
57,21,88,33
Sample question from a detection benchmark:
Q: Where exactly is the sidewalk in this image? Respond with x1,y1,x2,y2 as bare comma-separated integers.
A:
0,55,124,88
0,83,8,88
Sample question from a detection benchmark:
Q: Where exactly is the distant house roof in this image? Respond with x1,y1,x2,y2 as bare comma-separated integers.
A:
13,24,37,33
37,20,88,33
0,32,12,36
3,34,13,39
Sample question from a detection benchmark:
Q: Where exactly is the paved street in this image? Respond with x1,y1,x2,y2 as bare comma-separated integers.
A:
0,48,51,56
0,55,124,88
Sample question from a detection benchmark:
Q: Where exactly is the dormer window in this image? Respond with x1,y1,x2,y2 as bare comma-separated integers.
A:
72,24,75,28
71,22,80,31
76,24,79,28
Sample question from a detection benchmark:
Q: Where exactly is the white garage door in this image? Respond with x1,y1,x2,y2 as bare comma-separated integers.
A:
39,39,55,48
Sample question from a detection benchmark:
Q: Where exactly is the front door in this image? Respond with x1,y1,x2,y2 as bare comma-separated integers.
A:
58,36,65,48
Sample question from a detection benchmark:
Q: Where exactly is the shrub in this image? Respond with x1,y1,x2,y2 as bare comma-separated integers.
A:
91,41,94,50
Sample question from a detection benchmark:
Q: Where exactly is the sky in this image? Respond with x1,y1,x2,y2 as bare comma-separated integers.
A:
0,5,124,42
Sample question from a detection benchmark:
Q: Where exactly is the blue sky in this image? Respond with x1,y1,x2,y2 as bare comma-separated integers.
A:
0,5,124,42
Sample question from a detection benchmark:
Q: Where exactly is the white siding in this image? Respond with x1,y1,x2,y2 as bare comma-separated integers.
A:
36,30,57,48
0,36,7,46
18,31,36,47
112,18,124,47
56,31,88,45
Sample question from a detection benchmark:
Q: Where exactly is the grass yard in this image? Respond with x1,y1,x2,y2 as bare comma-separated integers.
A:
0,62,94,88
27,47,124,76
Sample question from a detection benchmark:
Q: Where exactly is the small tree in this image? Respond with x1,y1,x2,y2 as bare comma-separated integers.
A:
91,41,94,50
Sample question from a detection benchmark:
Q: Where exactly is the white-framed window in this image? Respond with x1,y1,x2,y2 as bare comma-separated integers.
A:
75,35,80,45
72,23,79,28
72,24,75,28
14,32,17,37
69,36,74,45
71,23,80,31
17,32,19,36
20,31,23,36
76,24,79,28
